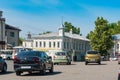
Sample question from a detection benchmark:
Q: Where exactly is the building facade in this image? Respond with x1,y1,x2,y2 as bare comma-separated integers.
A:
5,24,21,47
110,34,120,57
0,11,21,49
23,25,90,61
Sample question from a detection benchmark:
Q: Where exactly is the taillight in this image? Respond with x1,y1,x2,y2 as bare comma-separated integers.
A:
14,56,20,64
32,57,40,64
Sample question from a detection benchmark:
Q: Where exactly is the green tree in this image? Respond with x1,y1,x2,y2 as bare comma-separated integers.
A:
43,31,52,34
88,17,114,56
64,22,80,34
108,21,120,35
19,37,24,46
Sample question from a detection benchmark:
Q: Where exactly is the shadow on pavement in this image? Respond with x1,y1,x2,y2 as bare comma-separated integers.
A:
86,63,107,65
22,71,62,76
54,63,76,65
0,71,14,75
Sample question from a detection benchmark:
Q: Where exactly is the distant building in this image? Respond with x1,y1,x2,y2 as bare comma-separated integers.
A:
110,34,120,57
0,11,21,49
23,25,90,61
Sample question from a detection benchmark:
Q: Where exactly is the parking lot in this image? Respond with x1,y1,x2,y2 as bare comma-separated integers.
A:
0,60,119,80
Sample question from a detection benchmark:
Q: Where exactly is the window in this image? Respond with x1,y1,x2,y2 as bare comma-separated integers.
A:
25,43,26,47
64,42,66,49
10,32,15,37
67,42,69,49
39,42,42,47
49,42,51,47
57,42,60,48
53,42,55,47
36,41,38,47
117,44,119,49
43,42,46,47
31,43,33,47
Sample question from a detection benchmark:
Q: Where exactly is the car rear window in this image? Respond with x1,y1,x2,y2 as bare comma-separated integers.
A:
87,51,99,54
17,51,42,57
55,52,66,56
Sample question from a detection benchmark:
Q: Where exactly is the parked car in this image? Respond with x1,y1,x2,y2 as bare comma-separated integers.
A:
118,68,120,80
1,52,12,60
85,50,101,65
48,51,71,65
0,56,7,73
0,50,13,60
14,50,53,76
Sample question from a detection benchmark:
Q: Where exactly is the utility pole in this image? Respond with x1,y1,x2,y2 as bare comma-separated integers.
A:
0,11,5,50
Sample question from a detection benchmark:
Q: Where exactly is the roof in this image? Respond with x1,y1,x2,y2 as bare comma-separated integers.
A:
5,24,21,31
32,32,90,41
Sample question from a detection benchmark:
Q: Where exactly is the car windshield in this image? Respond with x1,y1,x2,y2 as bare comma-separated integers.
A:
87,51,98,54
17,51,41,57
55,52,66,56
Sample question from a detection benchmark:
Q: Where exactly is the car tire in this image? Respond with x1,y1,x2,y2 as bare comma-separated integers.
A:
98,61,101,65
67,62,71,65
16,71,21,76
1,63,7,73
28,71,32,74
49,64,53,73
85,62,88,65
69,62,71,65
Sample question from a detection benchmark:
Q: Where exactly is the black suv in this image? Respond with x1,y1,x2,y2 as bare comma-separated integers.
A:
14,51,53,76
0,56,7,73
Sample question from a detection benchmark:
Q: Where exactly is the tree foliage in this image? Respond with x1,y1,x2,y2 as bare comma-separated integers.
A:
108,21,120,34
87,17,114,56
19,37,24,46
64,21,80,34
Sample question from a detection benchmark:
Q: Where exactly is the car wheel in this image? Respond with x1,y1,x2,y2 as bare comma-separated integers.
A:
98,61,101,65
1,64,7,73
28,71,32,74
16,71,21,76
85,62,88,65
67,62,71,65
49,64,53,73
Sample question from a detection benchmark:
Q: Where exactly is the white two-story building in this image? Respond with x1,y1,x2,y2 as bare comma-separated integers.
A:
23,25,90,61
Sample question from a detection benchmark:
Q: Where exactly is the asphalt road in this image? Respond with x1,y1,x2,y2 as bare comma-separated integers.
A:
0,60,119,80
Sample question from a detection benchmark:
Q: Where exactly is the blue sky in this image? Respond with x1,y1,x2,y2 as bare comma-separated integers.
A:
0,0,120,38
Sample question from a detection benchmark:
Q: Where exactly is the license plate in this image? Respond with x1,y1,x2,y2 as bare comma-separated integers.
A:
21,66,31,69
90,59,95,61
